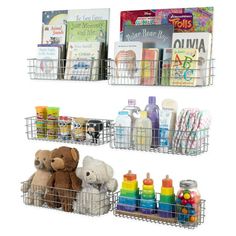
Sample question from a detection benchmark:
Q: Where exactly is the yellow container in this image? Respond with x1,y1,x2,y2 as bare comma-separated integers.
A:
161,187,174,195
142,184,154,191
122,180,138,190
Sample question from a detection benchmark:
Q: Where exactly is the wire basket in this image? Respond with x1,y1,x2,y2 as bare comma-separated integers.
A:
28,58,111,81
25,116,113,146
113,191,205,229
110,125,209,156
21,181,114,216
108,59,215,87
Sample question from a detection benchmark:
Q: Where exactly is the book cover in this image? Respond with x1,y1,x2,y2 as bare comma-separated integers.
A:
66,20,107,44
172,32,212,86
37,46,60,80
142,49,159,85
42,24,66,45
120,7,213,35
170,48,199,87
65,42,101,81
114,41,143,85
161,48,172,86
122,24,174,49
42,10,68,25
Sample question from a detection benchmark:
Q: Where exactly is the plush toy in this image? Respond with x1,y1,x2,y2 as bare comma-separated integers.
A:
73,156,118,215
21,150,53,206
45,146,82,212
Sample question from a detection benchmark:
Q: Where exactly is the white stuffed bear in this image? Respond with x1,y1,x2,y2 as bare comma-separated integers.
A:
73,156,118,215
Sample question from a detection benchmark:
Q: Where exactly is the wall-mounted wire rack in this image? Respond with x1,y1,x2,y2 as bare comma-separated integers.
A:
25,116,113,146
113,191,205,229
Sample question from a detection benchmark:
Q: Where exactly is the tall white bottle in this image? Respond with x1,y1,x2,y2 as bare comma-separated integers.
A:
133,111,152,150
114,111,132,148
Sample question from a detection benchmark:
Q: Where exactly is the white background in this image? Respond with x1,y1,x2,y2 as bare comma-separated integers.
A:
0,0,235,235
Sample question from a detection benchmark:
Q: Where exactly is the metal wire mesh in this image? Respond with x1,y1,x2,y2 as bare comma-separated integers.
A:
21,181,113,216
28,58,110,81
113,191,206,229
25,116,113,146
108,59,215,87
110,124,209,156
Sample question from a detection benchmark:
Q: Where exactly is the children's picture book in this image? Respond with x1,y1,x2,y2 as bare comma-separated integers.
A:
65,42,101,81
172,32,212,86
142,49,159,85
120,7,213,36
122,24,174,49
114,41,143,85
42,10,68,25
170,48,199,86
161,48,173,86
37,45,60,80
42,24,66,45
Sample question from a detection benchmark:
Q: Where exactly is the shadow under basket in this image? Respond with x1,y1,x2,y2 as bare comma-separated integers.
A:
110,125,209,156
108,59,215,87
113,191,206,229
27,58,110,81
25,116,113,146
21,181,114,216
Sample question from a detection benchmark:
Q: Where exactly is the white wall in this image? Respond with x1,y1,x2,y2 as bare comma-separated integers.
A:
0,0,235,235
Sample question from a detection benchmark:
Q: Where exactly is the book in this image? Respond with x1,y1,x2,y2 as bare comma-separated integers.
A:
120,7,214,35
42,10,68,25
172,32,212,86
142,49,159,85
161,48,172,86
65,42,102,81
122,24,174,49
66,20,107,44
36,45,61,80
170,48,199,87
42,24,66,45
114,41,143,85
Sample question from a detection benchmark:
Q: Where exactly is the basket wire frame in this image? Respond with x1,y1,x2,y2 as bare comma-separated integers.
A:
25,116,113,146
28,58,110,81
113,191,206,229
21,181,114,216
108,59,215,87
110,124,209,156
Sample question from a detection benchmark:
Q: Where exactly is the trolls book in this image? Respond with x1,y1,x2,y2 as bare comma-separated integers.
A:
120,7,213,37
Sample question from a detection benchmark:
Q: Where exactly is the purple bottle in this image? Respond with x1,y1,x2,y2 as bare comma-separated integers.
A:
145,96,159,147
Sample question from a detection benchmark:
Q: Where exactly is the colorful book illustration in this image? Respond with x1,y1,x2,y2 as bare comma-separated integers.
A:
114,41,143,85
42,10,68,25
122,24,174,49
42,24,66,45
172,32,212,86
170,48,199,87
37,45,60,80
161,48,172,86
65,42,101,80
120,7,213,35
142,49,159,85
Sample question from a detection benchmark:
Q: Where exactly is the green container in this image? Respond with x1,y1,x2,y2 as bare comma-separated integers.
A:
160,194,175,203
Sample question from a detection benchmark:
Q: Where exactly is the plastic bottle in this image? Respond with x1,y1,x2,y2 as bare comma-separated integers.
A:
145,96,159,148
114,111,132,148
133,111,152,149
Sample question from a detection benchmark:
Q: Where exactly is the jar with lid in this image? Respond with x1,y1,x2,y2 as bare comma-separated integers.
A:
176,180,201,225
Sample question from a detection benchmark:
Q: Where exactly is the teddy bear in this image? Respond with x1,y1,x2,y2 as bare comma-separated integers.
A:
45,146,82,212
21,150,53,206
73,156,118,215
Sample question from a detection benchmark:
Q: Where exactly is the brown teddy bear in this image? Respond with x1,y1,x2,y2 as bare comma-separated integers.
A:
45,146,82,212
21,150,53,206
